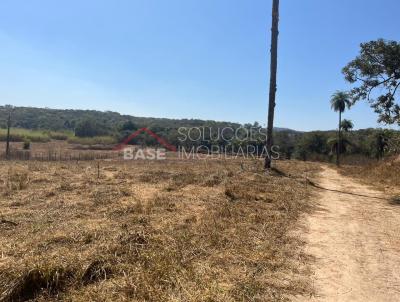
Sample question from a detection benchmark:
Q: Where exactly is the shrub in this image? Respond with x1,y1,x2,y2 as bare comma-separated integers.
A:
23,139,31,150
48,132,72,140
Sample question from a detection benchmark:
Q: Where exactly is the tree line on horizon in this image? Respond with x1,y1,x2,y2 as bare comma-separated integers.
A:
0,105,398,163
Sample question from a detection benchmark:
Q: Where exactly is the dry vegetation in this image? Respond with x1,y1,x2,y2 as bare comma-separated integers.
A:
0,158,320,301
0,142,119,161
339,156,400,193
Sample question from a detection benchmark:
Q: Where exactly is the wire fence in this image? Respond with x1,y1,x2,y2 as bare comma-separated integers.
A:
0,150,121,161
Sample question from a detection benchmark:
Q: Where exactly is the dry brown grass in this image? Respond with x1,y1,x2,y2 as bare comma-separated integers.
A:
338,156,400,193
0,158,321,301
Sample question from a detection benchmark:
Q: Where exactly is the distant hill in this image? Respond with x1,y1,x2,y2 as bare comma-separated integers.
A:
0,105,297,133
274,127,300,133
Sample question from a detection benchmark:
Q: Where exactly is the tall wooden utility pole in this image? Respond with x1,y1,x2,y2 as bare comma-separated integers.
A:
5,110,11,160
265,0,280,170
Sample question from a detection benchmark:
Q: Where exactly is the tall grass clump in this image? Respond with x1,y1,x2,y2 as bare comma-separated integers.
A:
68,136,117,145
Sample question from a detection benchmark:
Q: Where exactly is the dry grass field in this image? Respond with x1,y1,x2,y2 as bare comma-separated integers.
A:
339,156,400,194
0,158,320,301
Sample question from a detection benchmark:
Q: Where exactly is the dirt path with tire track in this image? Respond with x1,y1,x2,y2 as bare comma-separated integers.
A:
298,166,400,301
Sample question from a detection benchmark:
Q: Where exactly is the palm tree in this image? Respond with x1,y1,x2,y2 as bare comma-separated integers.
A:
340,119,354,132
330,91,351,166
265,0,280,170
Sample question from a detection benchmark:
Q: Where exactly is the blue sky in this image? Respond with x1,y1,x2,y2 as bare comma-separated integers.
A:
0,0,399,131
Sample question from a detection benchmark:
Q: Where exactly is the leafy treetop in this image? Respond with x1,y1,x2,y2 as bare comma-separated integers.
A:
343,39,400,125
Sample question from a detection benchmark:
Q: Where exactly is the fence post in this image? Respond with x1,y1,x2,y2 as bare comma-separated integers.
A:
5,111,11,160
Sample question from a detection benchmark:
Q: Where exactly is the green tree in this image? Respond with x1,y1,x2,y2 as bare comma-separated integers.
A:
74,118,107,137
330,91,352,166
374,130,389,160
343,39,400,125
327,137,351,156
340,119,354,132
120,120,137,131
294,132,329,161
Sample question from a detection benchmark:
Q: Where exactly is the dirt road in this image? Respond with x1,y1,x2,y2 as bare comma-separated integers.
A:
299,166,400,301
